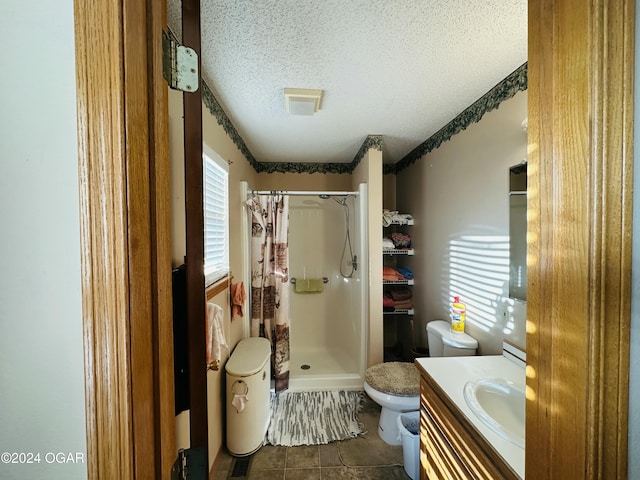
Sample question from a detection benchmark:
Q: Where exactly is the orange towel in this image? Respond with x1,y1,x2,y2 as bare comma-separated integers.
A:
382,266,406,281
230,281,246,320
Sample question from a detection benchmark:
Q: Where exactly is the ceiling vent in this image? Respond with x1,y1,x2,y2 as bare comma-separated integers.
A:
284,88,323,115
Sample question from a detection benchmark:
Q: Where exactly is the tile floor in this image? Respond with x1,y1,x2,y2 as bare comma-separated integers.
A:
211,394,412,479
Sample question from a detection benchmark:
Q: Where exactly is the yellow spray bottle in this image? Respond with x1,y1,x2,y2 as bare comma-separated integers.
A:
451,296,466,333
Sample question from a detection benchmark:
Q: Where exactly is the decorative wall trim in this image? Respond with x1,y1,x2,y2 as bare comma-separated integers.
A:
201,81,261,171
350,135,383,171
253,160,353,174
392,62,528,174
382,163,397,175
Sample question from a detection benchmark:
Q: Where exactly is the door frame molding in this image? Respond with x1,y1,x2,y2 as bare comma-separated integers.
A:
527,0,633,477
74,0,175,477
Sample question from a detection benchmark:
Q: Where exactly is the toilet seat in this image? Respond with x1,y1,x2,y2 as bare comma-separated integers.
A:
364,362,420,446
364,362,419,396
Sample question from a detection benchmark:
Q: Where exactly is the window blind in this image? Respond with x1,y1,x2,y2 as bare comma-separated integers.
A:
203,152,228,286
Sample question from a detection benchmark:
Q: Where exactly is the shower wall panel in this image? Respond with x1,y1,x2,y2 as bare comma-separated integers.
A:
288,196,362,380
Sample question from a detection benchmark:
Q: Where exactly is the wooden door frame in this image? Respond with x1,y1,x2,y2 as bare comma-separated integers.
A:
528,0,633,478
75,0,175,477
181,0,209,456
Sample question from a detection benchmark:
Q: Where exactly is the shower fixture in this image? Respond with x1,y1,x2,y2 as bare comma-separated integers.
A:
318,194,347,206
319,194,357,278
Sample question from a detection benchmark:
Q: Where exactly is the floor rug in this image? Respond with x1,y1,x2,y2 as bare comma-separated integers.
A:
267,390,364,446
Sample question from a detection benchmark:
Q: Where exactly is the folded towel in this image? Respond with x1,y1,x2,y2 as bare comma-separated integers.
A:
295,278,324,293
391,232,411,248
230,281,246,319
382,237,396,250
383,293,395,308
389,287,412,301
383,266,396,280
396,267,413,279
206,302,228,366
383,292,395,312
383,266,409,281
382,209,396,227
393,299,414,310
382,210,414,226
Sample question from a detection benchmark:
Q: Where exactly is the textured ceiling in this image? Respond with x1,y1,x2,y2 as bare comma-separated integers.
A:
167,1,527,164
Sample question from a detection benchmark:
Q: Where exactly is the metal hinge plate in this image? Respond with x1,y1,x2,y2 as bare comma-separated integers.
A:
171,447,207,480
162,30,199,93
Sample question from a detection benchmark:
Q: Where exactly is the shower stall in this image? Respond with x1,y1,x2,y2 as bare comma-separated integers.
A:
244,183,368,391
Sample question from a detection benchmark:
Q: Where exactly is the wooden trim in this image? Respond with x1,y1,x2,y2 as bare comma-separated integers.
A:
148,0,177,477
586,1,633,476
75,0,175,477
182,0,209,457
75,1,133,477
527,0,633,478
206,275,231,300
123,1,157,476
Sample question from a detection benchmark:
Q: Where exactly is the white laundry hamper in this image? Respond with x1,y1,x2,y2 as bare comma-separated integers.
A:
225,337,271,456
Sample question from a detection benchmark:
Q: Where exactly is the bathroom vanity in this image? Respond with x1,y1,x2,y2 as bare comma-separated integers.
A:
415,354,525,480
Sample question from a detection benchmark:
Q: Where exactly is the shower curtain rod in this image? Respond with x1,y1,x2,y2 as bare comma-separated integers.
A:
249,190,359,196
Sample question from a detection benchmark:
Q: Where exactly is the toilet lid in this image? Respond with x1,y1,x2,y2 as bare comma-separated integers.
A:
364,362,419,396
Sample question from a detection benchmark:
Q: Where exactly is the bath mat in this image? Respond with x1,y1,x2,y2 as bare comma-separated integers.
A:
267,390,364,446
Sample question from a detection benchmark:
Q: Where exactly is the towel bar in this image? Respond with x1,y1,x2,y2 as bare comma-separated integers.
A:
291,277,328,285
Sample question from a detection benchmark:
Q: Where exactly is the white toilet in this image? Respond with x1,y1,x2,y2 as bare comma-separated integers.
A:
364,362,420,445
426,319,478,356
364,320,478,445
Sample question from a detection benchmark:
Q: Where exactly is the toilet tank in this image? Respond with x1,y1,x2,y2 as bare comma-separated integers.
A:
426,320,478,357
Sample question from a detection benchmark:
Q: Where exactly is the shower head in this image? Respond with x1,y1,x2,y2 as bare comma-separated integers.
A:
319,194,347,206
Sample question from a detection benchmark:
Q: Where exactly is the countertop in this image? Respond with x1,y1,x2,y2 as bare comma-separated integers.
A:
415,355,526,479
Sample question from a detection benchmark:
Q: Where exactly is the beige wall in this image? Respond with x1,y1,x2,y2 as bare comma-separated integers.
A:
383,173,397,210
254,171,352,191
396,91,528,355
205,288,243,464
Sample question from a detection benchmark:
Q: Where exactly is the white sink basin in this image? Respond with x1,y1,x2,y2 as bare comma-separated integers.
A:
463,378,525,448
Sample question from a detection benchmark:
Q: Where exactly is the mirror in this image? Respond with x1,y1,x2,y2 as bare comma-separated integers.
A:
509,163,527,301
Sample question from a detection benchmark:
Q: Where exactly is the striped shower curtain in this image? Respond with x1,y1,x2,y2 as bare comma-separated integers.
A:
246,194,290,392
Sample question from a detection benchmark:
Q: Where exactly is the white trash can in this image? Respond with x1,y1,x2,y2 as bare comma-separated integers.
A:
397,410,420,480
225,337,271,456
